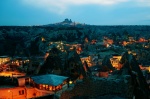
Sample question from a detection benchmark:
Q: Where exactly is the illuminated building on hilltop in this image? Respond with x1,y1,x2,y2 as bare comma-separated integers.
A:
80,56,92,67
0,56,10,65
110,55,122,70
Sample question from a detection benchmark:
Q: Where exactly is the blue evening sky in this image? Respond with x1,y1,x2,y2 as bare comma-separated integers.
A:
0,0,150,26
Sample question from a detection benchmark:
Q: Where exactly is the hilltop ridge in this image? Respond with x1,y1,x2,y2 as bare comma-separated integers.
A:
44,18,86,27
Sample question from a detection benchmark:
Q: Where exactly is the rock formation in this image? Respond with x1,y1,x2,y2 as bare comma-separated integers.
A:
60,75,134,99
38,47,86,80
60,52,150,99
119,52,150,99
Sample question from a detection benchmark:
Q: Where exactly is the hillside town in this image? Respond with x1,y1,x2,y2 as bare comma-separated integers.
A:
0,19,150,99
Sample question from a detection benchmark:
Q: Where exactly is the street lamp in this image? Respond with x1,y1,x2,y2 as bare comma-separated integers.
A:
8,90,13,99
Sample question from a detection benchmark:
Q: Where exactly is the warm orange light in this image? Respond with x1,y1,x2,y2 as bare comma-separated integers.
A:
69,81,73,84
41,37,46,42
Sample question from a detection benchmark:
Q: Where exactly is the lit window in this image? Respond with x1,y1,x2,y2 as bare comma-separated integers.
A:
46,85,49,90
43,85,45,87
53,86,55,91
49,86,52,91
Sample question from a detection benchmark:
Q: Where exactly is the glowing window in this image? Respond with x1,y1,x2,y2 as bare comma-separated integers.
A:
49,86,52,91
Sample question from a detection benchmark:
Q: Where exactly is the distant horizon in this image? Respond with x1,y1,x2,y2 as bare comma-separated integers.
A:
0,0,150,26
0,18,150,26
0,22,150,27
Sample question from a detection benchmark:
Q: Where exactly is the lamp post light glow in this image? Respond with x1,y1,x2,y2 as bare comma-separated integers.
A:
69,80,73,84
8,90,13,99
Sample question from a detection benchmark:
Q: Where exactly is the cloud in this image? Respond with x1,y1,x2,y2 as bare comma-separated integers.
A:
136,0,150,6
22,0,129,14
63,0,128,5
22,0,150,14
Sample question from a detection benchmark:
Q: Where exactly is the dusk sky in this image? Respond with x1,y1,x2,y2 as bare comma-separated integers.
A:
0,0,150,26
